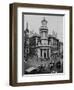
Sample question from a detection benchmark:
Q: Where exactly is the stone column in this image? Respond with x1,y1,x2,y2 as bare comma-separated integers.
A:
37,48,40,58
49,48,51,57
42,50,44,58
47,49,49,58
46,50,47,58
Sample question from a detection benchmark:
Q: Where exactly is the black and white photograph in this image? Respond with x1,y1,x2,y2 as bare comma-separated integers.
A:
22,13,63,75
10,3,72,86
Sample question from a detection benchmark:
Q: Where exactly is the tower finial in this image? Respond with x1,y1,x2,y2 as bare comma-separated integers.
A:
52,29,57,38
43,17,45,20
41,17,47,24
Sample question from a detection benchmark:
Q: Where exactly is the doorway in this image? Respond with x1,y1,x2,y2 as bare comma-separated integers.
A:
44,52,46,58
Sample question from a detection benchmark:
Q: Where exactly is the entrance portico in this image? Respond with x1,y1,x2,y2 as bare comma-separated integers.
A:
37,47,51,59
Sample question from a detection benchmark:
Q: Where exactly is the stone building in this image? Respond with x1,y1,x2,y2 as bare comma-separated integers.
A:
24,17,62,60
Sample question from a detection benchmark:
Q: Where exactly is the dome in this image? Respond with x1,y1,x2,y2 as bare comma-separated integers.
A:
40,17,48,32
41,17,48,25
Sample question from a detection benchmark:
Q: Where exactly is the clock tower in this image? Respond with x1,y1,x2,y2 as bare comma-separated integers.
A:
39,17,48,45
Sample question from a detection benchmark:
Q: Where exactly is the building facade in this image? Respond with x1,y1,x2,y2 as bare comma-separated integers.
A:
24,18,63,60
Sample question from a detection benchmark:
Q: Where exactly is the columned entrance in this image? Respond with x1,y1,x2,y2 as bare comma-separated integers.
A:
40,49,49,58
39,48,50,59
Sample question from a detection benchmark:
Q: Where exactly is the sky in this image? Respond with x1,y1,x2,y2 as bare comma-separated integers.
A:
23,14,64,42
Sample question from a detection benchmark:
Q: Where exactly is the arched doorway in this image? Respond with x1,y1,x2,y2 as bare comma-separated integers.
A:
44,52,46,58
